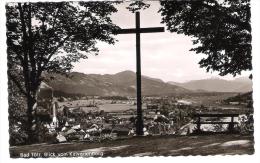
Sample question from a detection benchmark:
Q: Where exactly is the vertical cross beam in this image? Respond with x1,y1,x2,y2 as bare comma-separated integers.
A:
135,12,143,136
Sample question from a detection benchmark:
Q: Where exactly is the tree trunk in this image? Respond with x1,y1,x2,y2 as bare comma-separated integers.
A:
25,95,36,144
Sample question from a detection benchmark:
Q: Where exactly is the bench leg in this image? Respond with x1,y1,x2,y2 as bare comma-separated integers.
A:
228,116,234,133
196,117,201,133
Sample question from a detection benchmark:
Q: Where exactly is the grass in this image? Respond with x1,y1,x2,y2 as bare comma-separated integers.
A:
10,133,254,157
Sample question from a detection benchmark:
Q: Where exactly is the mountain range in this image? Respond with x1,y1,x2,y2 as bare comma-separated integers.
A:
44,70,252,96
167,77,252,93
44,71,190,96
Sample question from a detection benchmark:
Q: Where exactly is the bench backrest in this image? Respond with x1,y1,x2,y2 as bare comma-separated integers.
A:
193,113,239,118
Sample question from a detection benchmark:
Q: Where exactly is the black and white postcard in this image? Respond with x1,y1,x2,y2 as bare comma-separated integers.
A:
0,0,259,162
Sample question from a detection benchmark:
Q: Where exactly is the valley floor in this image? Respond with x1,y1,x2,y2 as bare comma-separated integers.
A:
10,134,254,157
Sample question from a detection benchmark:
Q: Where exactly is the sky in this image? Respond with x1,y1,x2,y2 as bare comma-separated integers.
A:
72,1,251,83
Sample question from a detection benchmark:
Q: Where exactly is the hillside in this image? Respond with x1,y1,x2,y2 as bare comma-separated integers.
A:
10,134,254,157
44,71,191,96
224,91,253,104
168,77,252,92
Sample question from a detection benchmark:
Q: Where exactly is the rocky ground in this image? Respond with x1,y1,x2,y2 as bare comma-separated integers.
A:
9,133,254,158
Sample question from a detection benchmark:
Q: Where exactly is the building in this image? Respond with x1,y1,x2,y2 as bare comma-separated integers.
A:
36,82,58,128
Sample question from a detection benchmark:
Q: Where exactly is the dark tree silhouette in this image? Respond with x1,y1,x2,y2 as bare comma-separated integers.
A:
6,1,119,143
159,0,252,77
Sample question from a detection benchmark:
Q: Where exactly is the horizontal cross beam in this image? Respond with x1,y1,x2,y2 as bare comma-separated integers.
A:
116,27,165,34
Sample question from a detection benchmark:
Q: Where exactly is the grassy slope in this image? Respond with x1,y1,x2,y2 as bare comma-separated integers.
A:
10,134,254,157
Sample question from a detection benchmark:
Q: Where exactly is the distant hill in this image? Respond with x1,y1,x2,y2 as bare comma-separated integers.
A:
168,77,252,93
44,70,191,96
224,91,253,103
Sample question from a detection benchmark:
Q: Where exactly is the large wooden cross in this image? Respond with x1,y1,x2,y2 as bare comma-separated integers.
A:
117,12,164,136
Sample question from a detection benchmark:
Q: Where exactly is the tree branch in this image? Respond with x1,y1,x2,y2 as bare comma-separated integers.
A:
38,3,63,74
8,72,27,96
39,10,89,74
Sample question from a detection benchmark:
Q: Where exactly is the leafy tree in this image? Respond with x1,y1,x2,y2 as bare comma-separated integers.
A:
159,0,251,77
6,1,120,143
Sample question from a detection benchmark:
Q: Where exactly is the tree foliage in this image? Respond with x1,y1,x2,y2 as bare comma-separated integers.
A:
8,78,28,145
6,1,120,143
126,0,151,13
160,0,251,77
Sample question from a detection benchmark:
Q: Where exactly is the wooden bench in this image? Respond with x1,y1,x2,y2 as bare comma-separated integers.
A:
192,113,239,133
